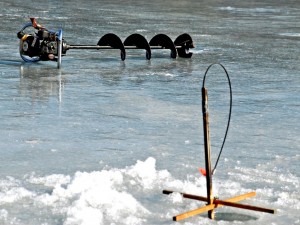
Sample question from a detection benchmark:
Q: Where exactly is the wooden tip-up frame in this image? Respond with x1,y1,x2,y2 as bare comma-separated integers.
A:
162,190,275,221
162,87,275,221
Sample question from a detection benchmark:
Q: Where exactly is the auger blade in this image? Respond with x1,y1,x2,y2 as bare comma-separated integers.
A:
124,34,151,60
149,34,177,59
174,33,194,58
97,33,126,60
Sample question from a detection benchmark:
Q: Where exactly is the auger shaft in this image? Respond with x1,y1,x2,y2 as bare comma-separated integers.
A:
66,45,186,50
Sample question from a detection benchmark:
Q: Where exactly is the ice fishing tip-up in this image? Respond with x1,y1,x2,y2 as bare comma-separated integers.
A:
162,64,275,221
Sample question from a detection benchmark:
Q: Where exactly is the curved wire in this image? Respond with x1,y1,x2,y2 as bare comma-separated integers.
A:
202,63,232,175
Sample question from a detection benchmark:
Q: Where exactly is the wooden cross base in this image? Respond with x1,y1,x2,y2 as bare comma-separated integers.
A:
162,190,275,221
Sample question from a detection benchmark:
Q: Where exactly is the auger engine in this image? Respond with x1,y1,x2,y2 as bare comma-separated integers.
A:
17,18,66,63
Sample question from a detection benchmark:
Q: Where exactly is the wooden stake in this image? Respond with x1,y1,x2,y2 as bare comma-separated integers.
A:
213,199,275,214
162,190,256,203
163,190,207,202
202,87,214,219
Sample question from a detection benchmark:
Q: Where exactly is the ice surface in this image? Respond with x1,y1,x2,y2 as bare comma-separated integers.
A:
0,158,205,224
0,156,299,224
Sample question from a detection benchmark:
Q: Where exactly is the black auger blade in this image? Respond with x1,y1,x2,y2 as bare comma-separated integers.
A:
97,33,126,61
149,34,177,59
174,33,194,58
124,34,151,60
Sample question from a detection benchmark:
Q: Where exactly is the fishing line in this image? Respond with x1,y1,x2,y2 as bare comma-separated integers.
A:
202,63,232,175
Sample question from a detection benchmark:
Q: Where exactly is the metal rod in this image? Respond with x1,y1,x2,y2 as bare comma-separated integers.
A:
66,45,183,50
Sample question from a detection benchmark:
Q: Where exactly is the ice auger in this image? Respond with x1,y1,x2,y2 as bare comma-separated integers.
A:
17,18,194,68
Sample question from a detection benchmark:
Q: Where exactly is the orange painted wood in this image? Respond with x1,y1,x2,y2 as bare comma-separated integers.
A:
174,204,215,221
170,191,258,221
